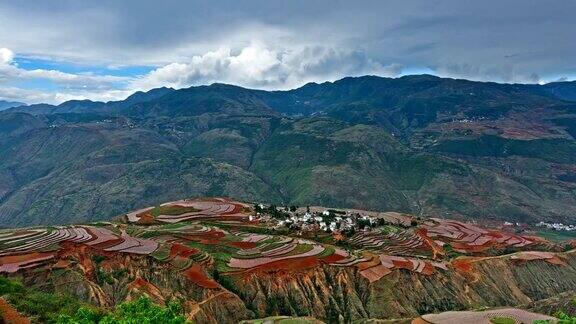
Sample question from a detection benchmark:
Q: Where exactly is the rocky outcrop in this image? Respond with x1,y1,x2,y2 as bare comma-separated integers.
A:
14,244,253,324
8,249,576,323
365,252,576,319
225,251,576,322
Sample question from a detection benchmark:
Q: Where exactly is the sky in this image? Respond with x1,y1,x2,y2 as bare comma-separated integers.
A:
0,0,575,104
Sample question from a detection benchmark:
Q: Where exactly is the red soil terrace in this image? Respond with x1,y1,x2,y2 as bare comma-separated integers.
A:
0,297,30,324
169,243,199,259
228,241,258,250
183,264,219,289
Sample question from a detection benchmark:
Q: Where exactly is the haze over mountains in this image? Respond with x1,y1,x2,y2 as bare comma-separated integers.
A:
0,100,25,111
1,74,576,227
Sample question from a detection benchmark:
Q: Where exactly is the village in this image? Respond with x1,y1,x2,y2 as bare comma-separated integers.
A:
251,203,416,236
535,221,576,232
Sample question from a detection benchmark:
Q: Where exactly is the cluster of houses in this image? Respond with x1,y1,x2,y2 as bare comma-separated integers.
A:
253,204,381,233
535,221,576,231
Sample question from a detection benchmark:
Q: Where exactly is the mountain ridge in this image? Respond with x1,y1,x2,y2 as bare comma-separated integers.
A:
4,74,576,116
0,74,575,227
0,100,26,112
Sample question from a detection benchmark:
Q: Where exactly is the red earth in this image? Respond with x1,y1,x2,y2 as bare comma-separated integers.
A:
228,241,258,249
57,242,96,270
356,255,382,271
169,243,199,258
182,264,219,289
52,259,72,269
92,237,124,250
128,277,165,303
452,258,477,273
243,256,321,276
421,262,435,276
322,253,347,264
416,228,444,258
179,230,226,244
0,252,54,265
0,297,30,324
392,258,414,270
136,212,155,225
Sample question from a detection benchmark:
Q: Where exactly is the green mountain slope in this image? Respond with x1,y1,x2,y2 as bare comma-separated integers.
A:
0,75,575,226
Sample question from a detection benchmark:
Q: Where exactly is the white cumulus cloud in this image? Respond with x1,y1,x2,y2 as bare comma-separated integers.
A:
0,48,14,64
131,44,401,91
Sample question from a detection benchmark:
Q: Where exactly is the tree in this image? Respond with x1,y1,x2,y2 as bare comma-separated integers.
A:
376,218,388,226
343,227,356,237
58,297,186,324
357,218,371,229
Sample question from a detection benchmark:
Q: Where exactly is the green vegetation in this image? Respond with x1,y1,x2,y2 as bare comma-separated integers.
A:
0,276,86,323
317,245,336,258
490,317,515,324
443,244,464,258
2,75,576,227
0,276,187,324
150,205,200,217
534,312,576,324
552,311,576,323
57,296,186,324
284,244,313,256
202,221,290,236
151,243,171,261
183,240,234,273
434,135,576,164
91,255,106,264
536,230,576,243
534,296,576,324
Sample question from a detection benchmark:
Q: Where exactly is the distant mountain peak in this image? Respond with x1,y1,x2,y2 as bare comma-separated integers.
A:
0,100,26,111
123,86,174,104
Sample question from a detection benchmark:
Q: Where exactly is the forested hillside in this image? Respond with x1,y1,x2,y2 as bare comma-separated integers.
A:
1,75,575,226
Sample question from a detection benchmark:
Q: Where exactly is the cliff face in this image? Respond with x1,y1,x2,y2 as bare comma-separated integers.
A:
365,253,576,319
225,251,576,322
10,248,576,323
231,267,369,322
17,244,252,324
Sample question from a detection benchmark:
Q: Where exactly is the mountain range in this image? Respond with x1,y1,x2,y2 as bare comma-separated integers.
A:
0,100,25,111
1,74,575,227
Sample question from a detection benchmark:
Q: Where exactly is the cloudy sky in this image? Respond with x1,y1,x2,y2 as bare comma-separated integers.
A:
0,0,574,104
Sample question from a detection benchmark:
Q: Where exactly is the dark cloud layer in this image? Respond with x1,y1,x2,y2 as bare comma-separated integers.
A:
0,0,574,103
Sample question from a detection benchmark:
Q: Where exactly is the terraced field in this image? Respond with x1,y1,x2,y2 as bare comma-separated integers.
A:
418,218,550,254
126,197,251,224
415,308,556,323
349,228,430,257
0,225,158,273
0,198,564,279
0,197,573,323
